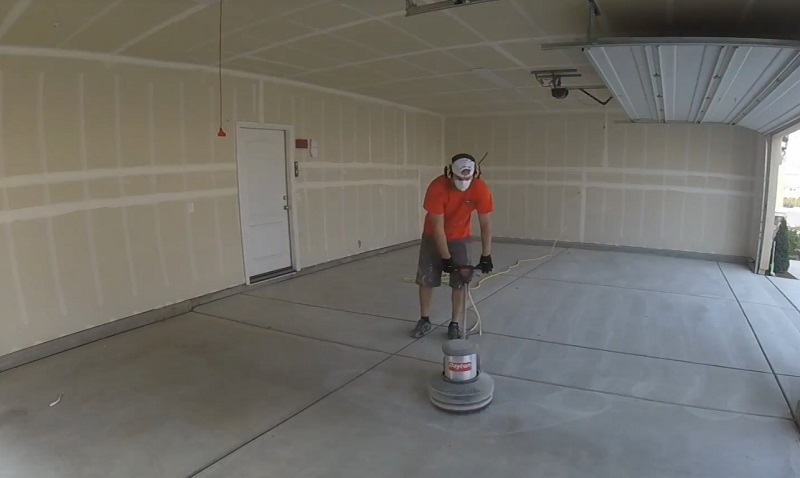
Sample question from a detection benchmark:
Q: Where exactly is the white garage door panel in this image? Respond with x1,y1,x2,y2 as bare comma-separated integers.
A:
583,39,800,134
738,66,800,133
237,126,293,282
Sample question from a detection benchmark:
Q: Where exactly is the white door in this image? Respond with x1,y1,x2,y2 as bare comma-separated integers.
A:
236,126,293,282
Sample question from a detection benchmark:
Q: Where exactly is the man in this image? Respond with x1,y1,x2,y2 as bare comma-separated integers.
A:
411,153,493,340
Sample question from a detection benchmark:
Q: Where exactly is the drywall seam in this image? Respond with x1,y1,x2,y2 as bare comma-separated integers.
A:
148,82,170,288
580,171,587,242
0,162,755,188
180,81,198,282
299,161,417,170
478,166,754,181
0,189,237,224
0,70,28,324
486,179,754,196
250,82,257,120
543,122,549,231
0,47,440,116
339,99,346,254
319,100,329,255
0,163,236,189
114,75,138,298
38,72,68,317
680,127,691,242
620,125,629,241
232,87,239,123
603,108,609,167
297,179,418,189
0,0,32,40
446,109,616,118
114,4,210,54
258,80,264,123
58,0,124,48
209,90,225,278
78,73,104,306
229,10,403,62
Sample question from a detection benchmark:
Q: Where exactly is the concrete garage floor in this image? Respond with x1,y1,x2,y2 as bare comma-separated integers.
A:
2,244,800,477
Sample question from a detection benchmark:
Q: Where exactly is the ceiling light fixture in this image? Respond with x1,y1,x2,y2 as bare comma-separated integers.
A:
405,0,501,17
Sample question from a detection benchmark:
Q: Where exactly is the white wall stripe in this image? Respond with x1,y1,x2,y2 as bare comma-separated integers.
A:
0,46,439,116
0,0,32,40
0,162,456,189
38,72,67,317
232,87,239,126
339,98,346,252
487,179,754,197
542,121,549,231
0,189,238,225
603,108,609,168
476,166,754,181
580,171,586,243
321,99,329,254
3,224,27,324
0,70,28,325
600,187,607,241
178,82,197,282
14,158,226,186
115,74,138,298
251,82,257,121
258,80,264,122
148,82,170,288
58,0,123,48
207,86,224,277
114,4,209,54
621,124,629,240
297,179,419,189
78,73,104,307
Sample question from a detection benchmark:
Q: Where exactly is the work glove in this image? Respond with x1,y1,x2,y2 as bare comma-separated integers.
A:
441,257,456,274
478,254,493,274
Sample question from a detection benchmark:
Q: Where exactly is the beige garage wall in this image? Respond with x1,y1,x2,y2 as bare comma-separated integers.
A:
0,55,443,357
447,112,764,258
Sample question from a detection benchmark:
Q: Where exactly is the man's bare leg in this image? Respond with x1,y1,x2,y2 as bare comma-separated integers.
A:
412,285,435,338
419,285,433,318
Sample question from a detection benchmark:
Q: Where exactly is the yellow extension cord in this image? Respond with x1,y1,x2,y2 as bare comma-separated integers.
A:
403,225,565,336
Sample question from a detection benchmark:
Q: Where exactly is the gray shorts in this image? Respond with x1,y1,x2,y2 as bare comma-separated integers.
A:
415,234,471,289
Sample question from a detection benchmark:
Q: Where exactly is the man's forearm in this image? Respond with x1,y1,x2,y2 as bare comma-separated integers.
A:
434,227,450,259
480,221,492,256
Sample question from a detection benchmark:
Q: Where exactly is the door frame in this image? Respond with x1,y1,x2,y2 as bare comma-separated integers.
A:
234,121,299,285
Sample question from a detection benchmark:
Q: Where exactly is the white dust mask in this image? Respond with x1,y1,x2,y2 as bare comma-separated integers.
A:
451,157,475,191
453,178,472,191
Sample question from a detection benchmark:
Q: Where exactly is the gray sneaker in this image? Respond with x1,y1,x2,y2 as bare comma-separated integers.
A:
411,318,432,338
447,321,461,339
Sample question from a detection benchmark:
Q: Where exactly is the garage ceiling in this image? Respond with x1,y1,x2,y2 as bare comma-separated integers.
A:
0,0,799,117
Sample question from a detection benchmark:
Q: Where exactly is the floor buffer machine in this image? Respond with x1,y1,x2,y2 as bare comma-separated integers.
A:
427,264,495,413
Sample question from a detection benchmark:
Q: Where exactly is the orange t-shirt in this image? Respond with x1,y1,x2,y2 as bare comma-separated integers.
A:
422,175,493,240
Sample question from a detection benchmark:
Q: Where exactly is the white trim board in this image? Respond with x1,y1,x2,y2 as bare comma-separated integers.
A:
0,46,440,117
